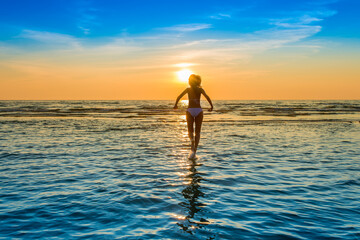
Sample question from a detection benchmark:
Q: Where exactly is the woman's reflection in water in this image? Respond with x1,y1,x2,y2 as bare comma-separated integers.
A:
177,158,214,238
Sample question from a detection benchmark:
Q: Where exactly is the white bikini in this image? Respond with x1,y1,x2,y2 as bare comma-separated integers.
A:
187,108,203,117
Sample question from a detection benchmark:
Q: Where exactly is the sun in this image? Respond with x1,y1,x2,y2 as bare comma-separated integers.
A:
176,69,193,83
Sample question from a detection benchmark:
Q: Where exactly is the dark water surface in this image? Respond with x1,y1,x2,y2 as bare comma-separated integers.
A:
0,100,360,239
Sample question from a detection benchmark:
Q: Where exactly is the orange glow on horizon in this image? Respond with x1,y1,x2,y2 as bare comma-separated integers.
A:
0,49,359,100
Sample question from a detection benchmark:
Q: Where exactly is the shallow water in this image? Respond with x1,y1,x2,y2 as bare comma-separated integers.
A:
0,100,360,239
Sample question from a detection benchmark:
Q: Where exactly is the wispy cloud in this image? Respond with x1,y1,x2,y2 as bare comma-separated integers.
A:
5,20,323,71
208,5,254,21
19,30,81,49
299,15,322,24
1,2,338,74
210,13,231,20
76,1,99,35
160,23,212,32
271,9,337,28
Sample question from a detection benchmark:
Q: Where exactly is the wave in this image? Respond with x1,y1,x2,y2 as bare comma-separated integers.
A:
0,100,359,119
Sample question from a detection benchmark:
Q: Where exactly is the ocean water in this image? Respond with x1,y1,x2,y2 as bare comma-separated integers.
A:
0,100,359,240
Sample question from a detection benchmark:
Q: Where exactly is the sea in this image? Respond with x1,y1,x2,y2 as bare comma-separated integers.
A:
0,100,359,240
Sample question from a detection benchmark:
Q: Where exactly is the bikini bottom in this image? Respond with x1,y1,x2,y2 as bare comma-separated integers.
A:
187,108,203,117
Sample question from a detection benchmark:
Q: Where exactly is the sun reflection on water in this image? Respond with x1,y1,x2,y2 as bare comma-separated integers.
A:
171,103,214,238
175,157,212,237
180,99,188,108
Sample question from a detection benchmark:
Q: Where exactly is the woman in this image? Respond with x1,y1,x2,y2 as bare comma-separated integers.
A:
173,74,213,159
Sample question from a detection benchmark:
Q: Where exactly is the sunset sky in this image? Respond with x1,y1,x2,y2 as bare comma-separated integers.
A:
0,0,359,100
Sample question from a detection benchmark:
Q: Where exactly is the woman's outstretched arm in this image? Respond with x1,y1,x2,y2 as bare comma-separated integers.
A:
201,89,213,111
173,88,188,109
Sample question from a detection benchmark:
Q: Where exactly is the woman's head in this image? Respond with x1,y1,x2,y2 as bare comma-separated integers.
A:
188,74,201,88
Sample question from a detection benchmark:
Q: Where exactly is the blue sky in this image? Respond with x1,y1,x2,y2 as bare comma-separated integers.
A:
1,0,359,41
1,0,359,60
0,0,359,99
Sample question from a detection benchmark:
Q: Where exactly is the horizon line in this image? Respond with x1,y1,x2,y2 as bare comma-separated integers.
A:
0,99,359,101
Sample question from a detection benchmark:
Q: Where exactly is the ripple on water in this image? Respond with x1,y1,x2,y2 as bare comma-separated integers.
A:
1,101,360,239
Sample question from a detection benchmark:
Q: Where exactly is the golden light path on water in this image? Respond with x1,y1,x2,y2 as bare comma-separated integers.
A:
169,102,212,234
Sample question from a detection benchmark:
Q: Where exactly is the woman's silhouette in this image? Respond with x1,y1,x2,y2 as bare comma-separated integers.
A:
174,74,213,159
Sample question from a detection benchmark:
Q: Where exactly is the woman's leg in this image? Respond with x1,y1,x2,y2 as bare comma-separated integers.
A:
186,111,195,151
194,111,203,152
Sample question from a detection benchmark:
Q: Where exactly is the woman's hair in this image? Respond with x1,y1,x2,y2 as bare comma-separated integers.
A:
188,74,201,88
